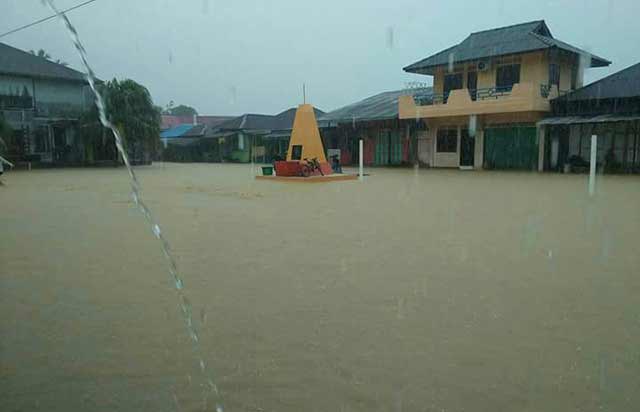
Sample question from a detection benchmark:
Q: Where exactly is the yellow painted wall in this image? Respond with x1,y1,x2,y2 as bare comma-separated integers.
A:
286,104,327,163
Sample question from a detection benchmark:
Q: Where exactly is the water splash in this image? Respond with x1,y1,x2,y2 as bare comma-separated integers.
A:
43,1,222,410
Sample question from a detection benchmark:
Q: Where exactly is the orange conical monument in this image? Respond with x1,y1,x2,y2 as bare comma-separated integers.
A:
286,104,327,164
257,103,357,181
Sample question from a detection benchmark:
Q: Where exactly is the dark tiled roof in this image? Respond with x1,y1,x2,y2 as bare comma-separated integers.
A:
214,113,276,131
271,107,325,130
196,115,235,129
213,107,325,132
0,42,87,82
182,124,207,137
319,88,433,123
404,20,610,74
554,62,640,101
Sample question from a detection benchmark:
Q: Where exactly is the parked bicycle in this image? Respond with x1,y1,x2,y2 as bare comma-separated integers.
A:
300,157,324,177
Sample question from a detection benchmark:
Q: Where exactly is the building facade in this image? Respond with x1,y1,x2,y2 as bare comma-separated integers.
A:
320,89,429,166
0,42,94,165
538,62,640,173
399,20,610,170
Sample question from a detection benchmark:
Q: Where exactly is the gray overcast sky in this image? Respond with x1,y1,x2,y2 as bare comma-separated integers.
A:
2,0,639,116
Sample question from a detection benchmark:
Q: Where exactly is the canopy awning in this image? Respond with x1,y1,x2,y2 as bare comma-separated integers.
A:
538,114,640,126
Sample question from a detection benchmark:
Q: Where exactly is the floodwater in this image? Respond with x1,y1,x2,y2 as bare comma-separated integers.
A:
1,164,639,412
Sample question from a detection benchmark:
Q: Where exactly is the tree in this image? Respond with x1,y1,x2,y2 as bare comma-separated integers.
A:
81,79,160,163
29,48,69,66
164,104,198,116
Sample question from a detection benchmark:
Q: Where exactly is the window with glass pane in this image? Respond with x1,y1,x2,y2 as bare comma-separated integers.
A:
496,64,521,89
443,73,463,102
549,63,560,87
437,127,457,152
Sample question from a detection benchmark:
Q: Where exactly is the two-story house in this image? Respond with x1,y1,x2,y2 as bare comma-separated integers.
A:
0,41,93,164
399,20,610,170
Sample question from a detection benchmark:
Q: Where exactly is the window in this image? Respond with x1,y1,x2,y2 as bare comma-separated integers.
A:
291,145,303,160
443,73,463,101
437,127,458,152
496,64,521,90
549,63,560,88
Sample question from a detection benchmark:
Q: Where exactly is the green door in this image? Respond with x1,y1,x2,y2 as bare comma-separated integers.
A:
375,131,390,165
484,126,538,170
389,131,403,165
375,130,402,165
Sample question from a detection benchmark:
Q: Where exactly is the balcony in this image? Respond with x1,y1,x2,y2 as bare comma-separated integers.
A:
399,83,562,120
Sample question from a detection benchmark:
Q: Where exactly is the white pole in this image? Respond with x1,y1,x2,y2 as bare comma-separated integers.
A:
359,139,364,180
589,134,597,196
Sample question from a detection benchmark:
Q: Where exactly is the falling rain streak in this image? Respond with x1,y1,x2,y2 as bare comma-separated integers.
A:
43,1,223,411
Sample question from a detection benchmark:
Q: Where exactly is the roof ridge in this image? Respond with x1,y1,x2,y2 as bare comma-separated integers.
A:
468,20,544,36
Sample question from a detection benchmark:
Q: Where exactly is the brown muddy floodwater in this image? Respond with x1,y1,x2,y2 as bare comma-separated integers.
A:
1,163,640,412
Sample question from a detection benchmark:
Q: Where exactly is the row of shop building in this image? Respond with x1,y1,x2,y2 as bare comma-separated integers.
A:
161,19,640,173
3,19,638,173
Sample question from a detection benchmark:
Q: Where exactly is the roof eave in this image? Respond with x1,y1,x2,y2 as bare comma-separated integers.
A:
590,56,612,68
0,69,89,84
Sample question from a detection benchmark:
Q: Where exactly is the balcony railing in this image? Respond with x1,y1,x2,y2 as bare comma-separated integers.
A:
471,86,513,101
413,83,570,107
541,84,571,98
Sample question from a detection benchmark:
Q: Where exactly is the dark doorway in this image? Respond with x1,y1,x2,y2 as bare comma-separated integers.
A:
443,73,463,103
467,71,478,100
460,128,475,167
496,64,521,90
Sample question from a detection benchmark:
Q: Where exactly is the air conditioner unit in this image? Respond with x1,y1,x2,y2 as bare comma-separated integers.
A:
477,60,491,72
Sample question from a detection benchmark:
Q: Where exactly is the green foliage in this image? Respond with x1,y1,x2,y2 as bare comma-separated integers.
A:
164,104,198,116
80,78,160,160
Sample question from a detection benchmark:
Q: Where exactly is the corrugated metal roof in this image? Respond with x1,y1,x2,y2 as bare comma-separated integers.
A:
160,124,194,138
319,88,432,123
0,42,88,83
553,62,640,102
538,114,640,125
404,20,610,74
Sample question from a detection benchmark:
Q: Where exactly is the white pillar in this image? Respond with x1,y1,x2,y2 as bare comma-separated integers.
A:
359,139,364,180
538,126,546,172
589,134,597,196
